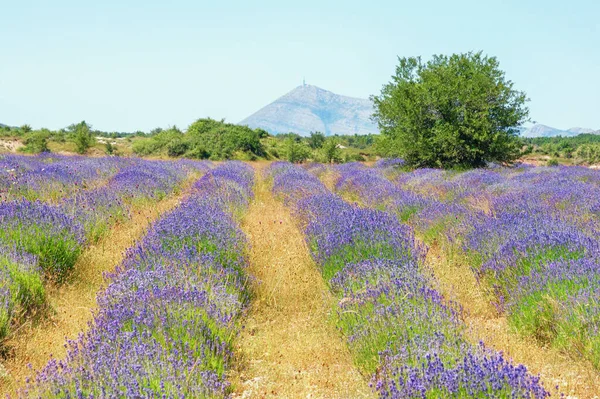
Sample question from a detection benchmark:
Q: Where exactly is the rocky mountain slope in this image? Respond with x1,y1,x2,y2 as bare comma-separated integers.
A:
239,85,378,136
520,124,598,138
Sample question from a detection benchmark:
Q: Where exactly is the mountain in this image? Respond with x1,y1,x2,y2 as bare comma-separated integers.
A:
239,84,378,136
520,124,598,138
567,127,596,135
520,124,571,138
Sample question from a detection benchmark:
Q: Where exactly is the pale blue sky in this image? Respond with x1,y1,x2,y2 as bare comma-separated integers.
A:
1,0,598,132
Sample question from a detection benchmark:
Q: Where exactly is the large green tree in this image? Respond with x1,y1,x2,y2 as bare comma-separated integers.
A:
372,52,529,168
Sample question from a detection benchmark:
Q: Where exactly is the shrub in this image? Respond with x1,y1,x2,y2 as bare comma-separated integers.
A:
166,139,188,157
21,132,50,154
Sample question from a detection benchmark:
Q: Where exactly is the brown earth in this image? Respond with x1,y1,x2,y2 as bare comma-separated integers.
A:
230,165,373,399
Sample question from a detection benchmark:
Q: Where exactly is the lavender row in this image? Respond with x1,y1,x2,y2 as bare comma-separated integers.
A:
0,154,209,203
0,159,210,346
363,161,600,370
0,154,123,202
270,161,548,398
24,161,254,398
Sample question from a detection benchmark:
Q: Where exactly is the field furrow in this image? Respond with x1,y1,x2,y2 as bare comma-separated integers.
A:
231,163,372,398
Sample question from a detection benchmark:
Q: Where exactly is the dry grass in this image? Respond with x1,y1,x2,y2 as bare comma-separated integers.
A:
0,139,24,153
426,241,600,399
319,169,339,192
231,165,373,399
0,179,197,397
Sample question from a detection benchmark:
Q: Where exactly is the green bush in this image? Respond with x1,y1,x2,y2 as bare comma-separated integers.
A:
167,139,189,157
284,137,311,163
70,121,96,154
22,132,49,153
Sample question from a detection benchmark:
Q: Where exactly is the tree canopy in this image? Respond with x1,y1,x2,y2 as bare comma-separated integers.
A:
372,51,529,168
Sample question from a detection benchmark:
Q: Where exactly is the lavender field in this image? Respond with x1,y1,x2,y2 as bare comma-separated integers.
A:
1,154,599,398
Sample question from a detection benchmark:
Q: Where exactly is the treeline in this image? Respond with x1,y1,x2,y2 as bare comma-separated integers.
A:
264,131,375,163
1,121,107,155
522,134,600,164
0,119,377,162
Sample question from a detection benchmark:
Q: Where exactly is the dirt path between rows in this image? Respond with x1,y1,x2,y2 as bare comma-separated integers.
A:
426,242,600,399
231,167,373,399
0,179,197,397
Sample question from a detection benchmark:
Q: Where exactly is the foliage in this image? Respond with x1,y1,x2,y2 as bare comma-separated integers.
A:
522,134,600,164
3,117,379,162
131,118,267,160
284,137,311,163
70,121,96,154
308,131,326,149
132,127,183,156
104,142,114,155
22,131,50,153
166,138,188,157
373,51,529,168
320,138,342,163
185,118,265,160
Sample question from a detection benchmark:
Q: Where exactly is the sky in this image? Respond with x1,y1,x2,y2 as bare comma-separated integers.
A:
0,0,599,132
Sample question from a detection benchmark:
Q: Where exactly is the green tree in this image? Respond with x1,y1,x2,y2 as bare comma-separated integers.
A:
284,137,311,163
70,121,96,154
308,131,326,149
20,124,33,134
372,51,529,168
105,141,115,155
321,138,342,163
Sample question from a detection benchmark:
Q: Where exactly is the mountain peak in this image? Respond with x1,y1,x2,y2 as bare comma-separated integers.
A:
239,85,378,136
521,124,599,137
567,127,596,134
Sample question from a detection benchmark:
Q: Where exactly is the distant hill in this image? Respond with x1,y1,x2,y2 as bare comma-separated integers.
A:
239,84,379,136
566,127,597,135
520,124,599,138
